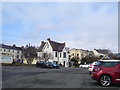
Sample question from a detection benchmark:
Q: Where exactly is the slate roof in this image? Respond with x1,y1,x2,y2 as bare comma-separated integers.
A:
38,39,65,52
37,41,46,52
49,40,65,52
0,44,22,50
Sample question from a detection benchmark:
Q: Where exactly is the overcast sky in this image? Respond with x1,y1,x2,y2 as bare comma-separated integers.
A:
2,2,118,53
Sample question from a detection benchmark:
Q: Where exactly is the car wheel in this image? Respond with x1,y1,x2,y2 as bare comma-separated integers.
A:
99,75,112,87
56,67,59,69
49,67,52,69
36,65,38,68
89,71,91,74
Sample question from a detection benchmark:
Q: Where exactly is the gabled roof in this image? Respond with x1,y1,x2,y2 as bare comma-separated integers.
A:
37,41,46,52
48,39,65,52
0,44,22,51
38,38,65,52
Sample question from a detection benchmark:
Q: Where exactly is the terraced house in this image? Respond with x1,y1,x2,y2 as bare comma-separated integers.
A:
69,48,94,63
37,38,69,67
0,44,23,63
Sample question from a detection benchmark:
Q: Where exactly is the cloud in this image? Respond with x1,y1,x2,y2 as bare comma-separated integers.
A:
2,2,118,53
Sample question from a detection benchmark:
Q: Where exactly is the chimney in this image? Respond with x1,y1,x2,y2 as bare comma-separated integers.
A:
29,43,30,47
13,44,16,48
63,42,65,45
47,38,50,41
41,41,44,45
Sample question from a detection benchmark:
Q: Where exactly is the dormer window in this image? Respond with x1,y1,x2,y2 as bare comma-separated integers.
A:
47,44,49,48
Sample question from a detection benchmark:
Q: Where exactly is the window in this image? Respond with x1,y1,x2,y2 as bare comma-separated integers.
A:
69,55,71,60
8,49,10,52
21,55,23,58
13,50,14,53
63,52,66,58
53,61,58,64
97,61,119,67
17,51,19,54
72,53,74,56
47,44,49,48
60,52,61,57
55,52,57,57
17,55,19,59
4,49,6,52
77,53,79,56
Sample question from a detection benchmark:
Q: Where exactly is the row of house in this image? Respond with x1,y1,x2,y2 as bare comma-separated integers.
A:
0,38,114,67
69,48,113,64
0,38,70,67
0,44,23,63
69,49,94,64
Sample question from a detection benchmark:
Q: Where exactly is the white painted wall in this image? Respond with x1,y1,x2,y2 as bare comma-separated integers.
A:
37,41,69,67
93,50,104,57
0,47,23,63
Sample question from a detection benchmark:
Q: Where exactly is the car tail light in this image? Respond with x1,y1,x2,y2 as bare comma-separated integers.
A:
89,64,93,68
90,64,92,66
93,67,102,72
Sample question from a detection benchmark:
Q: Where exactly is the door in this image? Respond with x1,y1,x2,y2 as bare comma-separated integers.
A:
63,61,65,67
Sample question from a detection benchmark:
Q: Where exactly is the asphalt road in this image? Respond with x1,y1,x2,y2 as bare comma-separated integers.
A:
2,66,120,88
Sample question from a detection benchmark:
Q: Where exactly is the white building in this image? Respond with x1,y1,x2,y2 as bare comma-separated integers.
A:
93,49,112,59
0,44,23,63
37,38,69,67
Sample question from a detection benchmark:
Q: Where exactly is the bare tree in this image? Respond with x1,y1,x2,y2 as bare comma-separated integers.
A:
38,52,53,62
70,56,80,67
22,45,37,64
81,56,100,64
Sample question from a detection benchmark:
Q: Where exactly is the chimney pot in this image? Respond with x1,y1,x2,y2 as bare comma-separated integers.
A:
47,38,50,41
41,41,44,45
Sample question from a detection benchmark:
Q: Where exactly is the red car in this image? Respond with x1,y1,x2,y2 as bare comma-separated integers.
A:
91,60,120,86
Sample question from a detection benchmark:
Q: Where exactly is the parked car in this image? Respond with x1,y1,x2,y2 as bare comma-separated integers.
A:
91,60,120,86
12,59,24,64
79,64,90,68
36,61,60,69
88,61,98,73
47,62,60,69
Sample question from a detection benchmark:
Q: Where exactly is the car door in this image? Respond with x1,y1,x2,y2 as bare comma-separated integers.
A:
115,63,120,82
118,64,120,79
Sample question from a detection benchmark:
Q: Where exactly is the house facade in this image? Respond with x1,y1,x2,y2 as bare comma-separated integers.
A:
69,48,94,64
37,38,69,67
0,44,23,63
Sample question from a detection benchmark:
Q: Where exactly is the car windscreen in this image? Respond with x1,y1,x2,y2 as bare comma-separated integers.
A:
97,61,119,67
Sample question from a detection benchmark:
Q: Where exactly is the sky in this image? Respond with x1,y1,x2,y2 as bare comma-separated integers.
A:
2,2,118,53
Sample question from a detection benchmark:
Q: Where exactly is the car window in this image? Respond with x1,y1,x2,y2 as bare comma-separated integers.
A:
97,62,119,67
92,62,97,65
